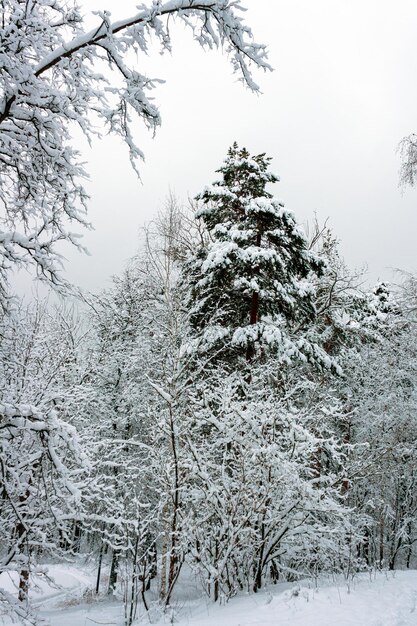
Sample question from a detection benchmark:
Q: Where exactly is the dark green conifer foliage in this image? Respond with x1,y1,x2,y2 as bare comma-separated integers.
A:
185,144,325,365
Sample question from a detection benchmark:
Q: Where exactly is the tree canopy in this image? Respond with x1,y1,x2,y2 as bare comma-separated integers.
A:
0,0,270,309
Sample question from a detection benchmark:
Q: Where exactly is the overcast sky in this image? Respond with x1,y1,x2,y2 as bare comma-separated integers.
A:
45,0,417,295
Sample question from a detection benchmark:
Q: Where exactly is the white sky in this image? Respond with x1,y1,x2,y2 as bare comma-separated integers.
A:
42,0,417,294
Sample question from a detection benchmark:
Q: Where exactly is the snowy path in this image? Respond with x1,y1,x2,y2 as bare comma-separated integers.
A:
32,566,94,609
0,564,93,608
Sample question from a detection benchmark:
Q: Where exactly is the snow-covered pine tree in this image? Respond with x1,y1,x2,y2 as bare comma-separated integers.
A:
186,143,325,365
179,152,355,597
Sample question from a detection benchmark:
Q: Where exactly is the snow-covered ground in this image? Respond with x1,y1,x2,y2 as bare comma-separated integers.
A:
166,571,417,626
1,565,417,625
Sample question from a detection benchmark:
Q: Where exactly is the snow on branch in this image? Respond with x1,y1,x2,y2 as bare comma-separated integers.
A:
0,0,270,307
398,133,417,188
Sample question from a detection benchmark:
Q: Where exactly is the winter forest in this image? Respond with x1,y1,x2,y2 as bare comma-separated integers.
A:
1,1,417,625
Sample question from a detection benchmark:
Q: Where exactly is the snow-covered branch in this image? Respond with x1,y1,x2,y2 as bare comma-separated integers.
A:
0,0,270,305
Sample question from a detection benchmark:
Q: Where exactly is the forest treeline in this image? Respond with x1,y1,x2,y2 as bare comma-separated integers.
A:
1,145,416,625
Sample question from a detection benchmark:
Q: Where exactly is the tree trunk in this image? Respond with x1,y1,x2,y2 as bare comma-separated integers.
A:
362,526,370,567
95,541,104,594
379,516,385,569
72,519,82,552
160,504,169,601
406,522,412,569
18,565,29,604
246,227,261,363
17,486,31,604
108,550,119,594
164,403,182,607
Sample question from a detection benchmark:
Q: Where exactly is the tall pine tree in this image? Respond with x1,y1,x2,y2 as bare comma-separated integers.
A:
185,143,324,365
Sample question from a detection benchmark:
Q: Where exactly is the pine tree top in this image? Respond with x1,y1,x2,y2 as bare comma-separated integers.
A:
196,143,279,221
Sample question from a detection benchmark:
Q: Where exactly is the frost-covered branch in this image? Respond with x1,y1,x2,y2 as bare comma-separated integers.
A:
399,133,417,187
0,0,270,306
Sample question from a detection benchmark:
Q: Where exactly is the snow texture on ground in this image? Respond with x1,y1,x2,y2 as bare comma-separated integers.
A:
1,566,417,625
161,571,417,626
